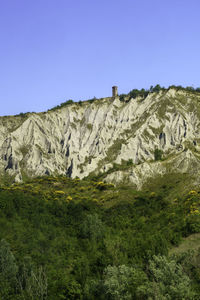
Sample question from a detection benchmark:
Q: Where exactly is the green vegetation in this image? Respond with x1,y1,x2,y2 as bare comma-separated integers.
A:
44,84,200,112
19,145,30,157
48,97,100,112
119,84,165,101
119,84,200,102
154,148,163,161
170,233,200,255
86,96,97,103
0,174,200,298
48,99,74,111
86,123,93,130
88,159,134,183
0,113,30,133
96,138,125,173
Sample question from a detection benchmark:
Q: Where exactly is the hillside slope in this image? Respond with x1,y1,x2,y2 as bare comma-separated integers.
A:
1,88,200,187
0,174,200,298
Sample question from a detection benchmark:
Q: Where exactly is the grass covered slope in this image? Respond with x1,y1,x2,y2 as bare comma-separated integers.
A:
0,174,200,299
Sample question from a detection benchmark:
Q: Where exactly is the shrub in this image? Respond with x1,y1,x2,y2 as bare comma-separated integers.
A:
154,148,163,161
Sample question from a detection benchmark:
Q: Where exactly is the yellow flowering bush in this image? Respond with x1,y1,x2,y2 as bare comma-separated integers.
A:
54,190,65,195
188,190,197,195
66,195,72,201
150,192,156,197
94,181,114,190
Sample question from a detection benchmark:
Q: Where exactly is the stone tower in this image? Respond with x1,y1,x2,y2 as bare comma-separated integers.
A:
112,86,118,97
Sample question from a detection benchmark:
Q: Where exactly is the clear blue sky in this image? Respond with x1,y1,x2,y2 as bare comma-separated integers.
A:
1,0,200,115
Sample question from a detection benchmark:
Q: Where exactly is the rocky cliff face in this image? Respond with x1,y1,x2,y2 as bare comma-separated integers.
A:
1,88,200,188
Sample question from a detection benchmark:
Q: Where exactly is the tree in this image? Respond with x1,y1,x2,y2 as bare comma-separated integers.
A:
145,255,195,299
103,265,147,300
18,256,48,300
0,239,18,280
0,239,18,298
81,213,104,240
186,86,194,92
152,84,162,93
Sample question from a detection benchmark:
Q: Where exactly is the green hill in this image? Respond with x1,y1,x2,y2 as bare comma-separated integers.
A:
0,173,200,299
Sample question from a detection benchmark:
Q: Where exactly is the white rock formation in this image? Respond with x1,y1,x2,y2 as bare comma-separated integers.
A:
1,88,200,188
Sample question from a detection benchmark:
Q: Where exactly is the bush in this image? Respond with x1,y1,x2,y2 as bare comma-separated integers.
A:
154,148,163,161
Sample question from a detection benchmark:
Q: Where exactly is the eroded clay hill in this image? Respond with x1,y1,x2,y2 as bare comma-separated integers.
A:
1,88,200,188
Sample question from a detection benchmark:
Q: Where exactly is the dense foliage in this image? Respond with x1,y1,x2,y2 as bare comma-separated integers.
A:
0,175,200,299
48,99,74,112
119,84,200,102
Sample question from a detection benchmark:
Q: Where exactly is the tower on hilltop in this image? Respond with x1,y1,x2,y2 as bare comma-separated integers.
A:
112,86,118,97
